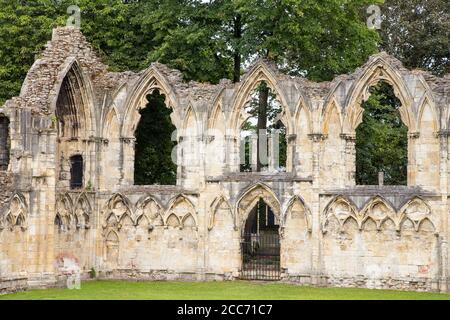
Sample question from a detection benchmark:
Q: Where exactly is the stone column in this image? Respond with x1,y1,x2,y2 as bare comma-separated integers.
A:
340,133,356,187
251,134,258,172
119,137,136,185
225,135,238,173
308,133,325,285
408,132,420,186
308,134,325,188
287,134,297,173
438,130,449,292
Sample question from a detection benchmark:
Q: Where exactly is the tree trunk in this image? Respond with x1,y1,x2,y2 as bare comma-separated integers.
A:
257,84,269,171
233,15,242,83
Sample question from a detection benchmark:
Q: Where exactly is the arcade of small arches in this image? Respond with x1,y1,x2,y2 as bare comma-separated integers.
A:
0,27,449,293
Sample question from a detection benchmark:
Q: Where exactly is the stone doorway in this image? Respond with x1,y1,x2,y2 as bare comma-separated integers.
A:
240,199,280,280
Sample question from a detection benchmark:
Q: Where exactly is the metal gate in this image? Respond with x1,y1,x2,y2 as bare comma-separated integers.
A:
240,232,280,280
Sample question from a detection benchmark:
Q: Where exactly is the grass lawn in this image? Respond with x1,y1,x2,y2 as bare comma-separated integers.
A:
1,280,450,300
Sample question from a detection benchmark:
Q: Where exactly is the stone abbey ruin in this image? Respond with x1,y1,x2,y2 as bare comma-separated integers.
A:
0,27,449,293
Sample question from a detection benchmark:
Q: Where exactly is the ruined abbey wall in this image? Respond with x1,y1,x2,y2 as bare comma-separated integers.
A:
0,27,449,293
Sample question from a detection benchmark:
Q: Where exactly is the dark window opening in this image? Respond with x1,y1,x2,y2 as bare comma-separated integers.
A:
70,155,83,189
355,81,408,185
0,115,10,171
134,90,177,185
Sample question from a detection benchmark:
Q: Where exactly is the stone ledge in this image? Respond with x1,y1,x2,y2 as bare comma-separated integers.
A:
321,185,439,197
207,172,313,183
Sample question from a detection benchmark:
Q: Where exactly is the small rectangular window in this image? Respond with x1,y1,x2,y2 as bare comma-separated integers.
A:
70,155,83,189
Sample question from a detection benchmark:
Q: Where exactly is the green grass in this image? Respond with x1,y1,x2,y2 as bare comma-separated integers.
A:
1,280,449,300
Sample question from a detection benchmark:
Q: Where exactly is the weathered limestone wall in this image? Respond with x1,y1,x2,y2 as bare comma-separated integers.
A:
320,192,441,291
0,27,449,294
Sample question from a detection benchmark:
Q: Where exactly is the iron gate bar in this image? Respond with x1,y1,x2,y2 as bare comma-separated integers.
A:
240,232,280,281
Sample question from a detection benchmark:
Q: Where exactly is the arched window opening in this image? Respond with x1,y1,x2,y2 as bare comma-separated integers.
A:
70,155,83,189
240,82,287,172
134,90,177,185
56,72,83,138
355,81,408,185
241,198,280,280
0,114,10,171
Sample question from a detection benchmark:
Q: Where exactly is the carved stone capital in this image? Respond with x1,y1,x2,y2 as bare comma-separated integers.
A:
206,135,215,143
308,133,327,142
287,134,297,143
435,130,449,139
409,132,420,139
340,133,356,142
120,137,136,144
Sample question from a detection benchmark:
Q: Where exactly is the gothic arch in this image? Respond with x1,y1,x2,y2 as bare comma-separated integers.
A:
135,194,164,227
103,193,133,223
322,195,358,233
398,196,434,232
164,194,197,227
360,196,396,230
55,193,74,225
166,213,181,228
322,99,343,135
417,95,439,133
282,195,312,232
74,193,92,228
51,58,96,137
294,101,313,136
103,105,121,138
236,183,281,231
207,102,226,134
343,55,415,133
121,66,181,138
229,61,292,134
5,193,28,229
208,195,235,231
182,105,200,137
182,213,197,228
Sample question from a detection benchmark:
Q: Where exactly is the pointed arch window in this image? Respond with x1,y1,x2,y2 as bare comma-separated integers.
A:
355,81,408,185
134,90,177,185
240,81,287,172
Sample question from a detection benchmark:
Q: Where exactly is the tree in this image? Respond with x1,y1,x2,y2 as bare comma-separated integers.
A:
0,0,152,105
232,0,381,169
143,0,234,83
380,0,450,76
355,82,408,185
134,91,177,185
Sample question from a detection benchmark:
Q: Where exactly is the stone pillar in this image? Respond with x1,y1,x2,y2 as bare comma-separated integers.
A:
251,134,258,172
119,137,136,185
287,134,297,173
408,132,420,186
340,133,356,186
225,135,238,173
196,195,207,281
308,134,325,189
438,131,448,292
308,133,325,285
268,134,275,171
